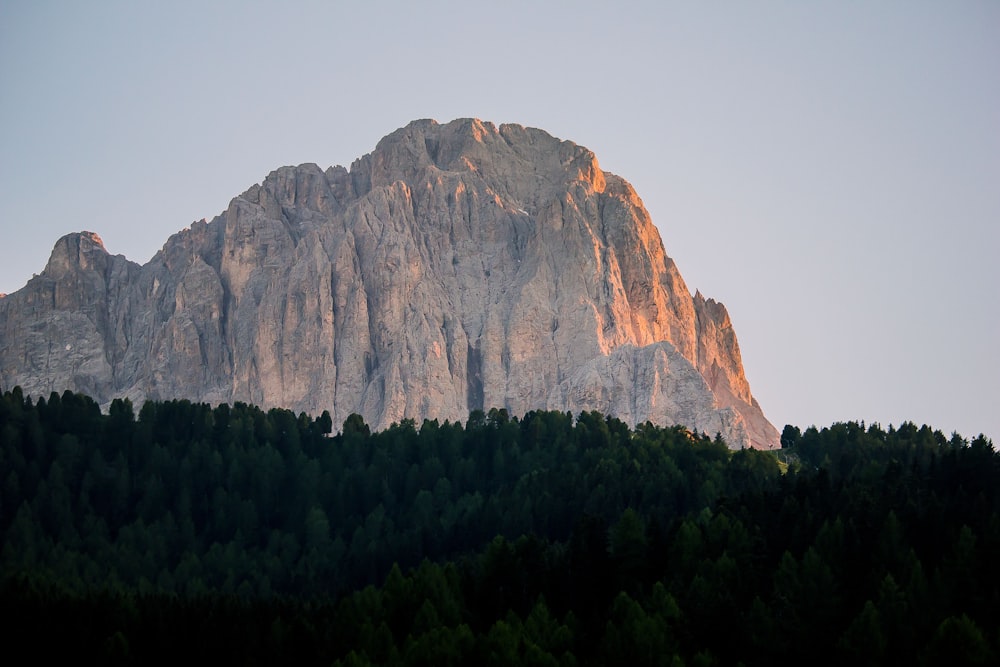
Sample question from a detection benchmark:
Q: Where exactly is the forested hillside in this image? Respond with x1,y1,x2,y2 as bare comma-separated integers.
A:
1,387,997,665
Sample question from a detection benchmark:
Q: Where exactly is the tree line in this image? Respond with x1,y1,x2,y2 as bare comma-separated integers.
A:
1,387,997,665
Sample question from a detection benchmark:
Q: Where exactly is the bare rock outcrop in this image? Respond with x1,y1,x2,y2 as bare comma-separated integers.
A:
0,119,779,449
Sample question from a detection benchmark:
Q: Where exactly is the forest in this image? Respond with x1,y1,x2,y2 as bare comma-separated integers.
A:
1,386,997,665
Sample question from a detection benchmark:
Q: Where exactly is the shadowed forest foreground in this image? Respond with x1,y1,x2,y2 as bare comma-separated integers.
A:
1,388,997,665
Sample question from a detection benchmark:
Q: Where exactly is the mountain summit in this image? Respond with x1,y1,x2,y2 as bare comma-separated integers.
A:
0,119,778,448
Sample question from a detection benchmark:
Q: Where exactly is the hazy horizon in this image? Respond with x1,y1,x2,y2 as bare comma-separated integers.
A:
1,1,996,441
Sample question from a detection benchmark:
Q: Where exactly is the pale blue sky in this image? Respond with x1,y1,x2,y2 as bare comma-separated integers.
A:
1,1,997,440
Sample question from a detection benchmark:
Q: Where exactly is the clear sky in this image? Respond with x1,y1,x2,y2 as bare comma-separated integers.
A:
1,1,997,440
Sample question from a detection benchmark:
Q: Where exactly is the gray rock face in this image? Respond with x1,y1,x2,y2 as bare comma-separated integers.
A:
0,118,779,449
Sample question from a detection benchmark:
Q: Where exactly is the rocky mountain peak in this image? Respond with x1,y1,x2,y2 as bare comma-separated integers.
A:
0,119,779,449
43,231,108,276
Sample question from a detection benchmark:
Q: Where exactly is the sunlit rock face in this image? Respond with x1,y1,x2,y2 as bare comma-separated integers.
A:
0,119,779,449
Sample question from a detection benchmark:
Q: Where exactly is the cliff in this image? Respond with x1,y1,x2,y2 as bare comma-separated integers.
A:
0,119,779,448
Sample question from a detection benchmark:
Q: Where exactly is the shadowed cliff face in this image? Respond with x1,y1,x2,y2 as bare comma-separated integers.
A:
0,118,779,449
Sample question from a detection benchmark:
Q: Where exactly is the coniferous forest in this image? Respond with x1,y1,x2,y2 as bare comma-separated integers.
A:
1,387,998,665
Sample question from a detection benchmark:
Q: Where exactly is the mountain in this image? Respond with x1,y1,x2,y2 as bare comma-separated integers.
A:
0,118,778,449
